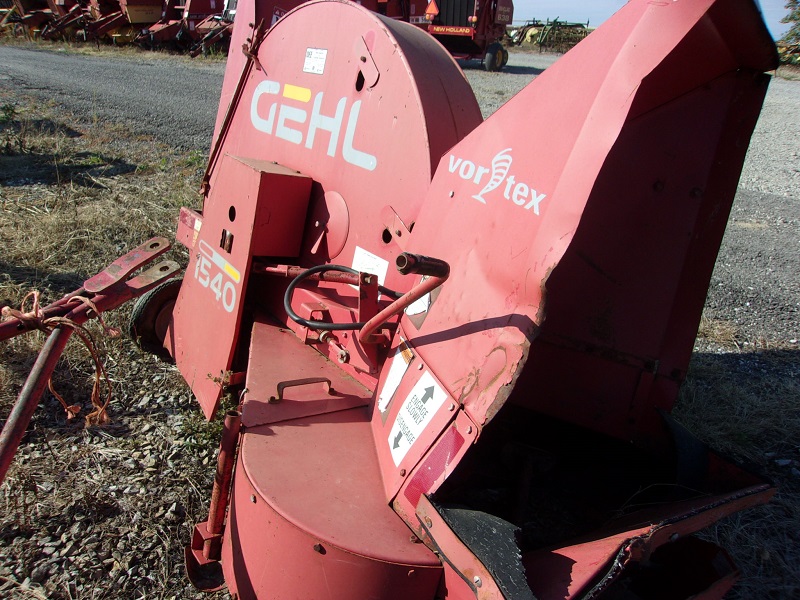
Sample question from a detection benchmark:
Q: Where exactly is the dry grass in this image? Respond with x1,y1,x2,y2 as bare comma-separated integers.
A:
0,34,228,63
674,331,800,598
697,315,740,348
0,93,226,598
0,92,199,414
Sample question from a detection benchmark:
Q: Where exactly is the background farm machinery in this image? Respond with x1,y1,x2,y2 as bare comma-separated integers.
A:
508,17,591,54
2,0,513,68
2,0,236,48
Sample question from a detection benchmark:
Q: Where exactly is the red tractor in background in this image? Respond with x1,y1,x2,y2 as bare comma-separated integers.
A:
190,0,514,66
233,0,514,67
379,0,514,70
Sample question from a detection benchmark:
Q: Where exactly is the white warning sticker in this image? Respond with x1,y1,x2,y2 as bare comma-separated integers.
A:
351,246,389,286
405,277,430,315
303,48,328,75
388,371,447,466
377,340,413,413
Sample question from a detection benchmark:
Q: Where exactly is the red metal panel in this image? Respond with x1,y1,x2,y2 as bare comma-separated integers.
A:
356,1,777,596
210,0,482,304
494,0,511,25
522,485,773,599
428,25,471,35
169,158,312,419
371,325,472,499
511,72,774,446
390,409,478,521
385,0,777,453
241,317,372,427
221,408,442,598
180,0,482,422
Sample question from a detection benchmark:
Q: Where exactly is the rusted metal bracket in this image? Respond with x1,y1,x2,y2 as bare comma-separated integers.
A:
201,19,268,195
186,410,242,592
0,238,181,485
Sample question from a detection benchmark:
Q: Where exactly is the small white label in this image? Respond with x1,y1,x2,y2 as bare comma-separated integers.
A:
388,371,447,466
352,246,389,286
303,48,328,75
406,293,430,315
378,340,413,413
271,7,286,26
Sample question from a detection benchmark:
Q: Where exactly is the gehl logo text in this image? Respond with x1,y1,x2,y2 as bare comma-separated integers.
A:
250,80,377,172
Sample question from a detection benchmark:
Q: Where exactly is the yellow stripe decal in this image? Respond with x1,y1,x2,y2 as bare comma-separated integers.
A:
223,263,241,283
199,240,241,283
283,84,312,103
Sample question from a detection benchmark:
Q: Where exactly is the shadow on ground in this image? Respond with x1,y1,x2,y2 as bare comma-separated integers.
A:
0,262,85,298
0,151,137,187
458,60,547,76
1,117,136,186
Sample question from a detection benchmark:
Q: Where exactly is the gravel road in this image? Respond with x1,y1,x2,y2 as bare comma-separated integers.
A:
1,45,796,344
0,46,225,151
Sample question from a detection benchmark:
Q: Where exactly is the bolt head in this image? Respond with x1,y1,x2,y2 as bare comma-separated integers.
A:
473,576,482,587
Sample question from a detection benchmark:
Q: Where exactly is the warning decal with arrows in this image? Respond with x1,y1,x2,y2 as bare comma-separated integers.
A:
388,371,447,466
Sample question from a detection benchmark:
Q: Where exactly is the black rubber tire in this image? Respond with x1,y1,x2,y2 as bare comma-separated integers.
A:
483,42,504,72
128,277,182,362
501,47,509,68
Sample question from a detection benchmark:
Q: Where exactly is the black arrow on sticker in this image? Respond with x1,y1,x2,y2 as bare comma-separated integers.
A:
393,430,403,449
420,386,434,404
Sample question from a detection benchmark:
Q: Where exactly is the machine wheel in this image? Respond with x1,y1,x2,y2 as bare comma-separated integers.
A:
483,42,505,72
501,47,509,68
128,277,181,361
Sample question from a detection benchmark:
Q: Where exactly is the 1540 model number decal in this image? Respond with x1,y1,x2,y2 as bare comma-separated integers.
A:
194,240,240,313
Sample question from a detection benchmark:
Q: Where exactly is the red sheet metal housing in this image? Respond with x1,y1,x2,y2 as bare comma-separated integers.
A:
168,0,778,597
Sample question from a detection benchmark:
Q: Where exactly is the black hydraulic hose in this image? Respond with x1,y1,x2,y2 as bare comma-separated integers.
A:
283,264,401,331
